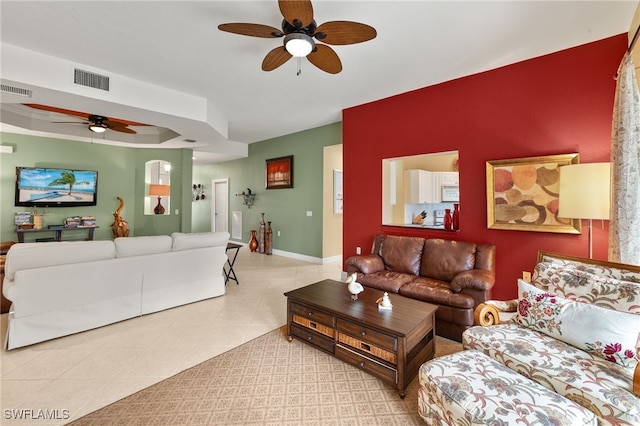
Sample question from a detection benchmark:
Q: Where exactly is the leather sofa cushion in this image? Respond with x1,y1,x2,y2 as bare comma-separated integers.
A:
380,235,424,276
421,239,476,282
115,235,172,257
399,277,475,309
357,271,416,294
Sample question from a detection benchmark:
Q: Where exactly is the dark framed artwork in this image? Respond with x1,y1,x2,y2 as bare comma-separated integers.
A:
486,153,581,233
265,155,293,189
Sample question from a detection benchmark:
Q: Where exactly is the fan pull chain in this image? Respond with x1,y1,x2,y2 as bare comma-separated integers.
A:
297,57,302,76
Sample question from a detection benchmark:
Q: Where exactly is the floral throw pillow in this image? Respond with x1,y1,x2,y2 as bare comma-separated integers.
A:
540,255,640,283
532,262,640,314
514,279,640,369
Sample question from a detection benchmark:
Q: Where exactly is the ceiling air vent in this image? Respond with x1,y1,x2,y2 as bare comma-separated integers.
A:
73,68,110,91
1,84,32,97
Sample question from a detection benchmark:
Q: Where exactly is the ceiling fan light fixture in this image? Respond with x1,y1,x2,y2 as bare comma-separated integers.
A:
284,33,314,57
89,123,107,133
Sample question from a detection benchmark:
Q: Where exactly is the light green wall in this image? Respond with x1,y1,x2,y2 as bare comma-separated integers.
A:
0,132,192,242
192,122,342,258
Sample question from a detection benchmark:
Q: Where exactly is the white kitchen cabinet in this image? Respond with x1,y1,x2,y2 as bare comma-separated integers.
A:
432,172,459,202
404,170,437,204
439,172,459,185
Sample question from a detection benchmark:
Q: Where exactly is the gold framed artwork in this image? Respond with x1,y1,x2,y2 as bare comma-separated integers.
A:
486,153,581,233
265,155,293,189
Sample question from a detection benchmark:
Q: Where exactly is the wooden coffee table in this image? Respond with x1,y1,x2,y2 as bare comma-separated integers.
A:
284,279,438,397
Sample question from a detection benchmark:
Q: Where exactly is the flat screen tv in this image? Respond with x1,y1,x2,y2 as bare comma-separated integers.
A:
15,167,98,207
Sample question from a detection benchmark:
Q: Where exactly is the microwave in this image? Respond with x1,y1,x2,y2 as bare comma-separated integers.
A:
442,186,459,202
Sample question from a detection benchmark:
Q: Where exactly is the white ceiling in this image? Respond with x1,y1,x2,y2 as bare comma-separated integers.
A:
0,1,636,164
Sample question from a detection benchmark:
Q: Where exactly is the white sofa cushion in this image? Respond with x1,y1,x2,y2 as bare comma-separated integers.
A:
5,241,115,281
171,231,229,251
114,235,172,258
514,279,640,369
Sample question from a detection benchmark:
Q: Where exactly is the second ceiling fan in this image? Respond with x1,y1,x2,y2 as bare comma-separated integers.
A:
24,104,142,134
218,0,377,74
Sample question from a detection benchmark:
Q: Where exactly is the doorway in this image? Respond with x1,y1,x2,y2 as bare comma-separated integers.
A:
211,178,229,233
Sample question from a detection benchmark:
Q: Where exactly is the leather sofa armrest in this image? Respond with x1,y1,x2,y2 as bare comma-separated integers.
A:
635,363,640,397
345,254,385,274
474,300,518,326
450,269,495,292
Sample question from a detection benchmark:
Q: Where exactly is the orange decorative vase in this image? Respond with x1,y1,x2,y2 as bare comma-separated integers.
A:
248,230,258,252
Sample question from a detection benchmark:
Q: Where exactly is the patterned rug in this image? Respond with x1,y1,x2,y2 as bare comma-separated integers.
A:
70,326,462,425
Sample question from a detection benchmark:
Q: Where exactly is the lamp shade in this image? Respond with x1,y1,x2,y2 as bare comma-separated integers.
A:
284,33,314,57
558,163,610,220
149,184,170,197
89,123,107,133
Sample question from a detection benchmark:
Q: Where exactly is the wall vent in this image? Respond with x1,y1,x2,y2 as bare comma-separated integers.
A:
73,68,110,91
1,84,32,97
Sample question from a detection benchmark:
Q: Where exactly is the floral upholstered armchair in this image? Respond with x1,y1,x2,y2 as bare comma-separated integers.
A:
462,251,640,425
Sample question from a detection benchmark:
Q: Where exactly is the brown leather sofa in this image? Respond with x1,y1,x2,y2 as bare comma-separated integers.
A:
345,234,496,342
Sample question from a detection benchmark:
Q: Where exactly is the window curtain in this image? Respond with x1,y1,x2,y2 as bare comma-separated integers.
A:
609,52,640,265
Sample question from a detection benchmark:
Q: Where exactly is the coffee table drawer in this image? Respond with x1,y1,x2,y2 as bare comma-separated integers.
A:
336,319,397,352
293,314,335,339
290,323,335,354
290,302,335,327
337,332,397,364
336,345,397,384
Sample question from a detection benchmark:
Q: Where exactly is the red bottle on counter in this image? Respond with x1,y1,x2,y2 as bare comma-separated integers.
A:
444,209,452,230
452,204,460,230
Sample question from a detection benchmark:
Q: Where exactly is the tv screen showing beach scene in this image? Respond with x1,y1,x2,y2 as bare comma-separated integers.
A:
15,167,98,207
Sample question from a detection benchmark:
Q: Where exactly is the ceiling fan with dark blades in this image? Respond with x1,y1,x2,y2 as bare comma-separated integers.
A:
218,0,377,74
24,104,141,134
53,115,137,134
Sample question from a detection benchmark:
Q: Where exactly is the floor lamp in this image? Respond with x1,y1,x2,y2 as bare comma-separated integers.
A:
558,163,610,259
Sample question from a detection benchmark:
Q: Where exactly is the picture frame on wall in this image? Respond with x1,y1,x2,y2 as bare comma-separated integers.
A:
486,153,581,234
265,155,293,189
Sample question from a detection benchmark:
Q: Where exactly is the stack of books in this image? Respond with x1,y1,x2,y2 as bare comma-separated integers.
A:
64,216,81,228
81,216,96,227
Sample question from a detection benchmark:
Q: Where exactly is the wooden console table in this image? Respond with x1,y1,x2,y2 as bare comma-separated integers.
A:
16,226,98,243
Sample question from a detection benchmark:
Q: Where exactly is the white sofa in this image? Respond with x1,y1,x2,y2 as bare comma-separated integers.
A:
2,231,230,350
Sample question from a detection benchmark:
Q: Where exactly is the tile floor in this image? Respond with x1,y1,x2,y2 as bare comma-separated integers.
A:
0,248,343,425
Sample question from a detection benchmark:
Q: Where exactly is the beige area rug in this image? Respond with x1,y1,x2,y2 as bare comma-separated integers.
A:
69,326,462,425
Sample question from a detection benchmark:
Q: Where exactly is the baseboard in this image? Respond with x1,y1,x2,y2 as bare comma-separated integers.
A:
231,239,342,265
322,254,343,265
271,248,322,264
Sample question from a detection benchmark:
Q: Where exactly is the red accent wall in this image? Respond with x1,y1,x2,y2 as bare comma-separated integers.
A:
343,35,626,300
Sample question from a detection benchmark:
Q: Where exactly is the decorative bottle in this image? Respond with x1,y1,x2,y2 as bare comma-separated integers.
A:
248,230,258,252
265,221,273,255
444,208,452,230
452,204,460,231
258,213,265,253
